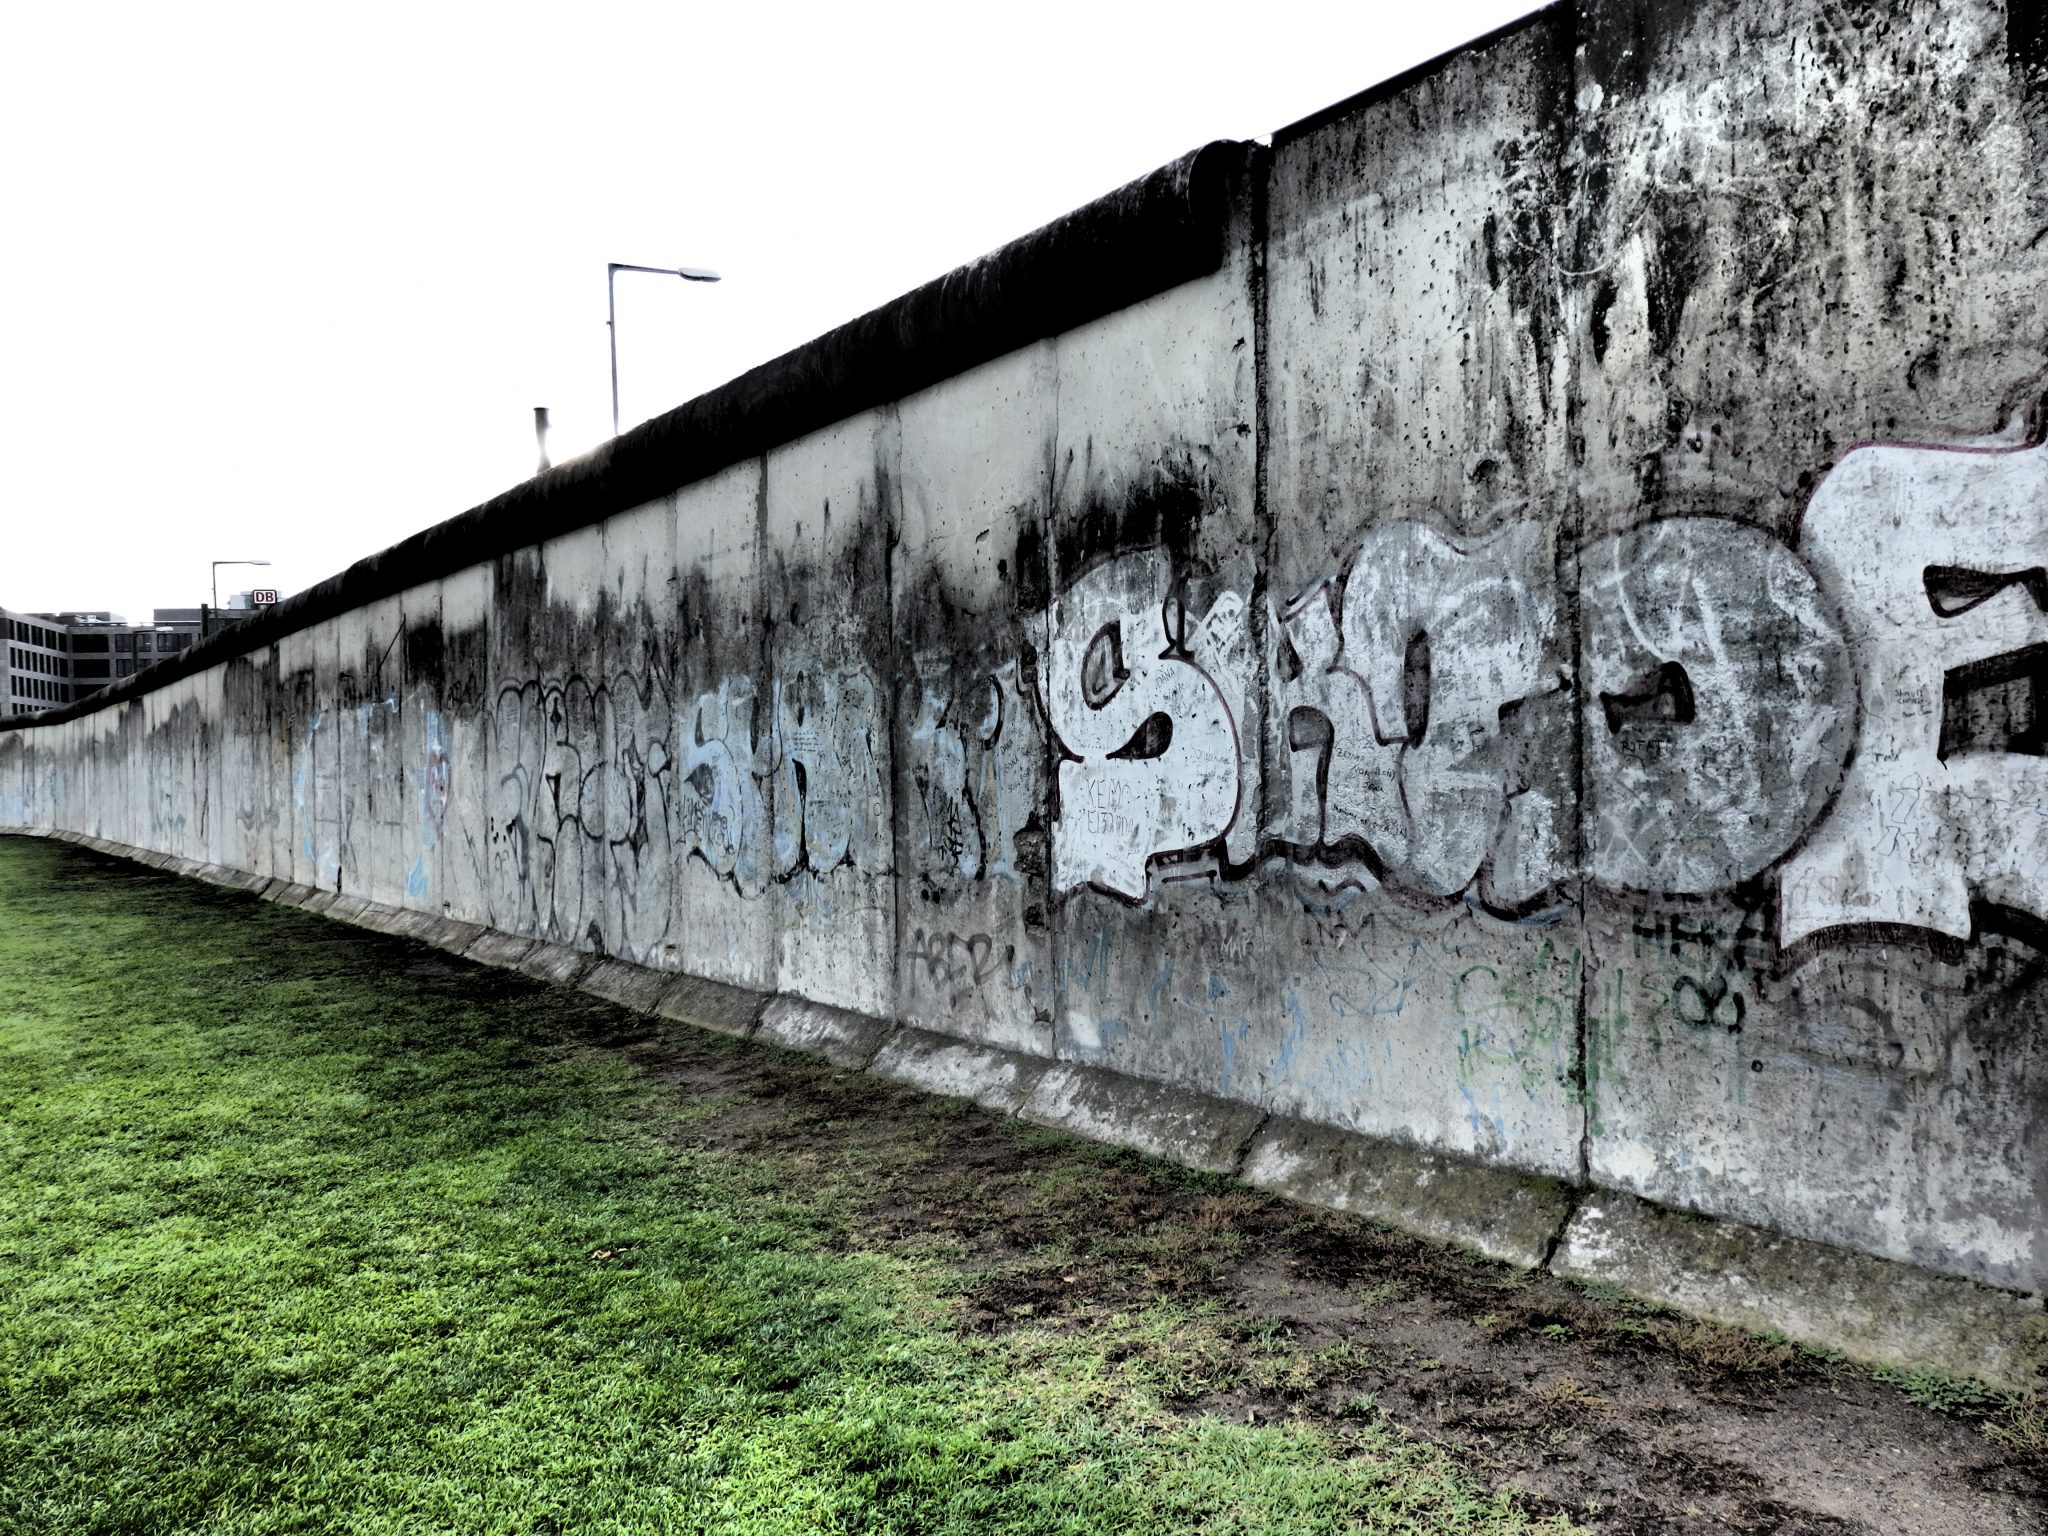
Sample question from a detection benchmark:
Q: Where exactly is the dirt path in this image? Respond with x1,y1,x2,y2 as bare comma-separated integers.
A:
614,1022,2045,1536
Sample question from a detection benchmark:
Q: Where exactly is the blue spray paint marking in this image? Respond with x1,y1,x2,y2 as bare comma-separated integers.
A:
1270,988,1310,1083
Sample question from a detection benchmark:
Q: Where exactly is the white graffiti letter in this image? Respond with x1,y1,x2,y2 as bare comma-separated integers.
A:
1781,440,2048,945
1045,550,1241,899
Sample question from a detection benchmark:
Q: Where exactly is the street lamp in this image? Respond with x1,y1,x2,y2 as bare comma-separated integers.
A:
608,262,720,436
208,560,270,637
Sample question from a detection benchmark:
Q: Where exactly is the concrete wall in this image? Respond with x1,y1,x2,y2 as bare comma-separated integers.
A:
8,0,2048,1377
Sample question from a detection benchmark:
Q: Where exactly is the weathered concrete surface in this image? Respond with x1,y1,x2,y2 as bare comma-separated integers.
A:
754,997,892,1071
4,0,2046,1386
868,1027,1052,1115
1019,1064,1267,1177
1242,1116,1577,1270
515,942,593,989
650,972,766,1039
578,958,671,1015
463,930,537,971
1555,1190,2048,1394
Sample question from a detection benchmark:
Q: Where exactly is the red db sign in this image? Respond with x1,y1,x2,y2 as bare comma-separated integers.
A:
250,589,279,606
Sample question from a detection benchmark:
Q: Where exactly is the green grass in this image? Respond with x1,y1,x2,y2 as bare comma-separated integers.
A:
0,839,1578,1536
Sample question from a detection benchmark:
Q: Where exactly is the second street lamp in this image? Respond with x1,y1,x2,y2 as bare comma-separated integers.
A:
608,262,720,437
208,559,270,638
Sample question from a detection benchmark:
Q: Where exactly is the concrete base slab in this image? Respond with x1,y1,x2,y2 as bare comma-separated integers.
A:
1554,1190,2048,1394
516,942,594,988
324,896,369,924
299,891,340,915
348,902,417,937
1019,1063,1266,1177
391,910,448,942
579,958,670,1014
195,863,264,892
755,997,892,1070
1242,1116,1575,1270
650,972,766,1039
421,918,487,954
869,1028,1050,1115
261,882,321,907
463,931,537,970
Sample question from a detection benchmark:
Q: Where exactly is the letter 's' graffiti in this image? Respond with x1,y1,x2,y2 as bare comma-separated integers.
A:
1043,550,1250,899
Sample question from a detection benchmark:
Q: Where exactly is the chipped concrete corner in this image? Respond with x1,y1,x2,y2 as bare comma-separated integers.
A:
6,0,2047,1389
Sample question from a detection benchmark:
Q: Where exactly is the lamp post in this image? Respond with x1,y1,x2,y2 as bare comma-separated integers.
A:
608,262,720,436
208,560,270,637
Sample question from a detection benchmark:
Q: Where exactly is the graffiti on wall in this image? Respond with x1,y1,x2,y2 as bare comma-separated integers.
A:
8,427,2043,976
1778,440,2048,949
1038,434,2047,964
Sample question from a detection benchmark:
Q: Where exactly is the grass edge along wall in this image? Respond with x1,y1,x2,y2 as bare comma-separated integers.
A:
5,0,2046,1387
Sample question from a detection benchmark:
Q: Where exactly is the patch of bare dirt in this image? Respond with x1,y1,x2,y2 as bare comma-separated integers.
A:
617,1027,2042,1535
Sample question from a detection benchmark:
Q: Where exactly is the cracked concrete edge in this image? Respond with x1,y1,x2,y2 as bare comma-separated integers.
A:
1551,1189,2048,1394
578,958,671,1015
650,972,766,1039
515,941,595,988
462,930,538,970
1018,1062,1267,1178
345,901,420,938
1242,1114,1577,1271
11,822,2044,1392
868,1027,1051,1115
754,996,893,1071
421,917,488,955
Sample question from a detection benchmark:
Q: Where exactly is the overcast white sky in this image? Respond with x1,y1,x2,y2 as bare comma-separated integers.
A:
1,1,1544,624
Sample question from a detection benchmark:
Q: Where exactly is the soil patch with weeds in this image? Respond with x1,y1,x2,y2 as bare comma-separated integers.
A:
626,1031,2046,1536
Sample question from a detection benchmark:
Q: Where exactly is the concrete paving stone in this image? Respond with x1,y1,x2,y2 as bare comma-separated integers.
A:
1018,1063,1267,1177
263,883,321,908
578,958,670,1014
754,997,893,1071
1242,1116,1575,1270
649,973,767,1039
463,930,538,970
299,890,340,915
515,942,594,988
868,1027,1051,1115
324,896,370,925
1554,1189,2048,1395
